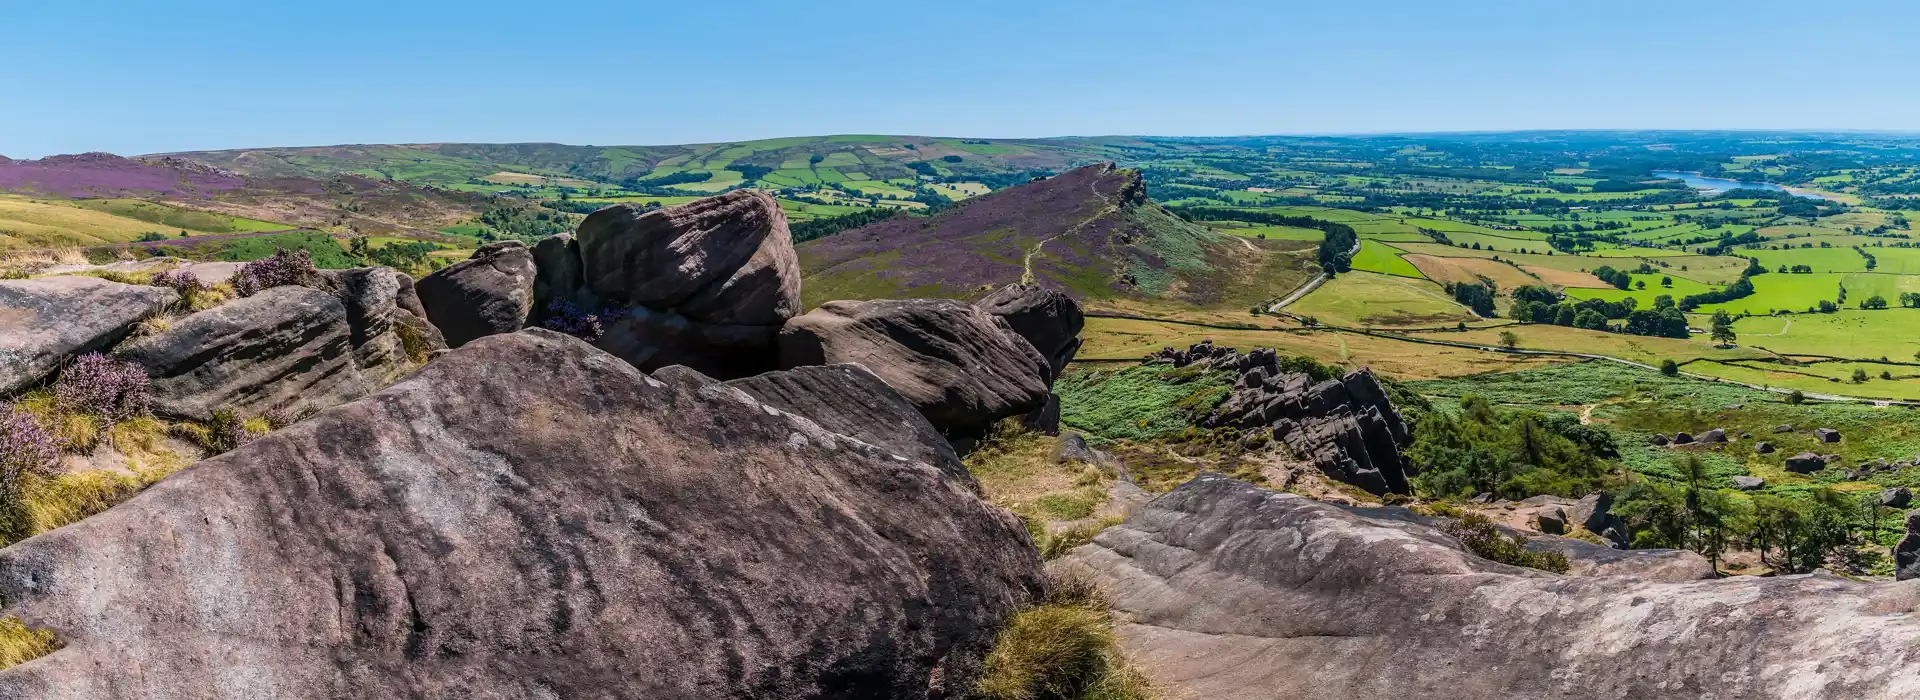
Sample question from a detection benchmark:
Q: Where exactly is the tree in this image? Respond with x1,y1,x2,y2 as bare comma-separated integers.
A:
1818,300,1838,313
1863,295,1889,310
1852,368,1870,383
1498,331,1519,350
1660,276,1673,287
1709,310,1736,347
1660,359,1679,377
1787,390,1806,405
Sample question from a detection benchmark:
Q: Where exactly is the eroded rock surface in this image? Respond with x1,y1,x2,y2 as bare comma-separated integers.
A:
0,276,176,394
0,329,1043,699
113,285,367,420
1058,475,1920,700
725,362,968,483
539,190,802,377
414,240,536,347
779,298,1050,438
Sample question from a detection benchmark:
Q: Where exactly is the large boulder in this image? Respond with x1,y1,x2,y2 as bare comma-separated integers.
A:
1885,487,1914,509
976,282,1084,377
0,276,177,394
112,286,368,420
724,362,967,483
537,191,802,378
1786,452,1827,474
1058,475,1920,700
414,240,536,348
779,298,1051,438
0,329,1042,698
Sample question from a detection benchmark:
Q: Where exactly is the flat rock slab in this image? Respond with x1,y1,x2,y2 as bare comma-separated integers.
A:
0,329,1041,699
1057,475,1920,700
0,276,176,394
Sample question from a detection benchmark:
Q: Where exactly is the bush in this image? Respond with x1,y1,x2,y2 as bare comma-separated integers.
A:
149,268,207,306
1659,359,1679,377
1441,512,1569,573
231,248,316,297
179,409,271,455
54,353,150,424
1787,390,1806,405
540,300,605,341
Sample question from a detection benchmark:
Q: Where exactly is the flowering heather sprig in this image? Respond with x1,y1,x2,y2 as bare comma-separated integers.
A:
262,406,295,430
55,353,151,423
0,405,62,490
541,300,605,341
232,249,316,297
149,268,207,298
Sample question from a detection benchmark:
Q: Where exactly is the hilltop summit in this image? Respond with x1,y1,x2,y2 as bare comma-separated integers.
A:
797,163,1306,309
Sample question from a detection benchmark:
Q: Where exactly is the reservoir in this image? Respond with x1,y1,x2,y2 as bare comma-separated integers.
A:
1652,170,1825,199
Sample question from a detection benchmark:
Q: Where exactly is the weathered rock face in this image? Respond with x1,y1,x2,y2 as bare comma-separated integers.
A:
1058,475,1920,700
1193,343,1411,495
977,282,1084,377
1734,475,1767,490
1885,487,1914,509
779,298,1051,438
414,240,536,348
315,267,445,385
0,276,177,394
536,191,802,378
1900,512,1920,582
112,286,368,420
0,329,1043,699
725,362,968,484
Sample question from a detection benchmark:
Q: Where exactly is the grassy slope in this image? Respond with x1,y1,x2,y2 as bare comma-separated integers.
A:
0,195,288,250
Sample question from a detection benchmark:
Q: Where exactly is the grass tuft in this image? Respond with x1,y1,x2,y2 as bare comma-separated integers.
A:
975,570,1156,700
0,617,59,671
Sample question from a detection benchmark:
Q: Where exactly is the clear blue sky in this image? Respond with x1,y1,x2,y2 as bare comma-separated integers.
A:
4,0,1916,157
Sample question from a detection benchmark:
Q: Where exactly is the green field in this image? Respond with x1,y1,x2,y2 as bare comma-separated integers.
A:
1290,271,1478,327
1348,240,1422,277
1697,274,1846,315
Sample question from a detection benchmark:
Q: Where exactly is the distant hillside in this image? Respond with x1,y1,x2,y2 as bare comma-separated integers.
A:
158,136,1151,192
796,163,1318,311
0,153,486,249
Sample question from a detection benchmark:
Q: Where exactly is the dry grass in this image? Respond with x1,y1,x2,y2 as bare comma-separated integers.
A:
0,617,60,671
20,417,190,536
1079,318,1560,380
975,570,1156,700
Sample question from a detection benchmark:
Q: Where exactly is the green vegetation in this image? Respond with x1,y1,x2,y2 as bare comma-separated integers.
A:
0,616,60,671
1441,512,1570,573
975,571,1155,700
1056,364,1235,441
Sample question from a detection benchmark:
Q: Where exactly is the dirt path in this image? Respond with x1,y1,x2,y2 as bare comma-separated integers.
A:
1267,237,1361,312
1022,176,1112,284
1746,317,1793,337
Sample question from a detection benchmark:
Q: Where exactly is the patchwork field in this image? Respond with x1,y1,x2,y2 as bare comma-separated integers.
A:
0,195,288,250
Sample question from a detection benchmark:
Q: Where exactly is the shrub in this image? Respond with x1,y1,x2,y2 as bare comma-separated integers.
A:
1787,390,1806,405
180,409,270,455
1659,359,1679,377
231,248,316,296
540,300,605,341
1441,512,1569,573
54,353,150,424
0,405,64,544
149,268,207,306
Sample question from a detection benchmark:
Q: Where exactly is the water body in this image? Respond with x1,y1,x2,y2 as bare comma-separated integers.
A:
1651,170,1825,200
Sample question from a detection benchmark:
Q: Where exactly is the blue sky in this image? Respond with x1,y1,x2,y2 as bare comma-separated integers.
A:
3,0,1916,157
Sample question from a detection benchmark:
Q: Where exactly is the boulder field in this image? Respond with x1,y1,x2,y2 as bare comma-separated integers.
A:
1058,475,1920,700
0,330,1044,698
